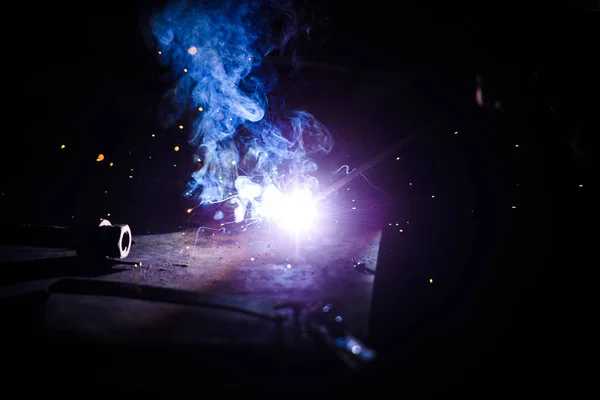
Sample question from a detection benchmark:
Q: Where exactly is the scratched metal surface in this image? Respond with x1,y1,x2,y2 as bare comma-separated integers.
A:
0,221,380,335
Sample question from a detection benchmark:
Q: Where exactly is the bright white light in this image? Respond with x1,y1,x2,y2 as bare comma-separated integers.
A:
255,185,317,233
235,176,261,200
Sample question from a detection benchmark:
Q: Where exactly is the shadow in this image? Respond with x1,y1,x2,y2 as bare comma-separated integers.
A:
1,290,49,335
0,256,123,286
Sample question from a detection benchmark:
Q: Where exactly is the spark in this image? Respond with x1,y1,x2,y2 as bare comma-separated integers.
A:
96,154,105,162
335,165,355,175
174,145,180,151
60,144,66,149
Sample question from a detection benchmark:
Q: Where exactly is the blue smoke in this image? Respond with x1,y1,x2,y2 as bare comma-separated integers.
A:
148,0,332,221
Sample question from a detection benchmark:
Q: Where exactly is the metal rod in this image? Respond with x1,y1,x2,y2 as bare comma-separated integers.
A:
0,224,71,248
314,114,450,203
49,278,281,322
315,134,415,202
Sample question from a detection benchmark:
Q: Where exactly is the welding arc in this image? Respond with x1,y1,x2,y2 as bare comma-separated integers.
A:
315,134,415,202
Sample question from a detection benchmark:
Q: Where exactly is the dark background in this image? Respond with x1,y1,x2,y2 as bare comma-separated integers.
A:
1,0,596,391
